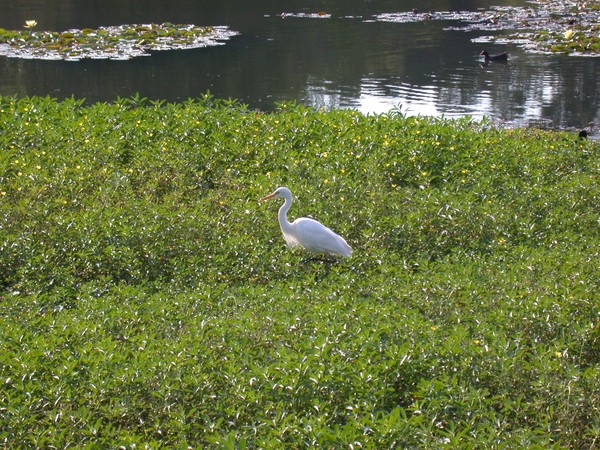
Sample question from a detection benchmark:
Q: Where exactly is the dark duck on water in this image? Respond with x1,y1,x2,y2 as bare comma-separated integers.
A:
480,50,509,62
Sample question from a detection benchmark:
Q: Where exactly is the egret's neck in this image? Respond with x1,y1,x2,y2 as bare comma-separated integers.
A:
278,195,293,233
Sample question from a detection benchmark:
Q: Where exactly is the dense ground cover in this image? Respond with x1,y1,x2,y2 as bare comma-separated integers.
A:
0,95,598,448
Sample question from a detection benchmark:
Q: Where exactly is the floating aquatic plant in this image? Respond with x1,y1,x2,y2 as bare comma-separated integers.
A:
23,20,38,30
469,0,600,57
564,29,576,40
268,11,332,19
375,0,600,56
0,22,238,61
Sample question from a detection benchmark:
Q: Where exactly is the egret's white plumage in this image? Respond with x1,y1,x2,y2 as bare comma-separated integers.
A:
260,187,352,258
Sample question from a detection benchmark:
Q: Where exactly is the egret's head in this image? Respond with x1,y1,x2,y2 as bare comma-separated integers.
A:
260,187,291,201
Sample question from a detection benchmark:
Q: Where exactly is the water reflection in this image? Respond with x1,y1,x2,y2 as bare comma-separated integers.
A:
350,49,599,131
357,81,441,116
0,0,598,131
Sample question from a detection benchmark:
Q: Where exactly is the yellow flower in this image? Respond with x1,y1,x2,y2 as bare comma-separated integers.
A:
563,29,575,40
24,20,37,29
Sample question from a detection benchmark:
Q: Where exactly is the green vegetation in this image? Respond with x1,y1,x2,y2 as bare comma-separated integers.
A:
1,95,598,448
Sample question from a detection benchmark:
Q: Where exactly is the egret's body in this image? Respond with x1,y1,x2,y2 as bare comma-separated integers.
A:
260,187,352,258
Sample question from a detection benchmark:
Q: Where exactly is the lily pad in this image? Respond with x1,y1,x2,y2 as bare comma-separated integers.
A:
0,23,239,61
265,12,332,19
375,0,600,57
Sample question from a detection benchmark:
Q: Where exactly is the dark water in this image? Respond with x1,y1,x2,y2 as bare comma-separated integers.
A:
1,0,599,131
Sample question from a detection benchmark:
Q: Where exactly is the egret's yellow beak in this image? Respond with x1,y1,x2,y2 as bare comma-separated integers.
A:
260,192,276,201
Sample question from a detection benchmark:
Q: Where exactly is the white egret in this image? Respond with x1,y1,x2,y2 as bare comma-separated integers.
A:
260,187,352,258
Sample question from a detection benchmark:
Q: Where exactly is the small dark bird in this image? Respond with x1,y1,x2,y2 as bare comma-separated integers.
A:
578,129,588,139
480,50,509,62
